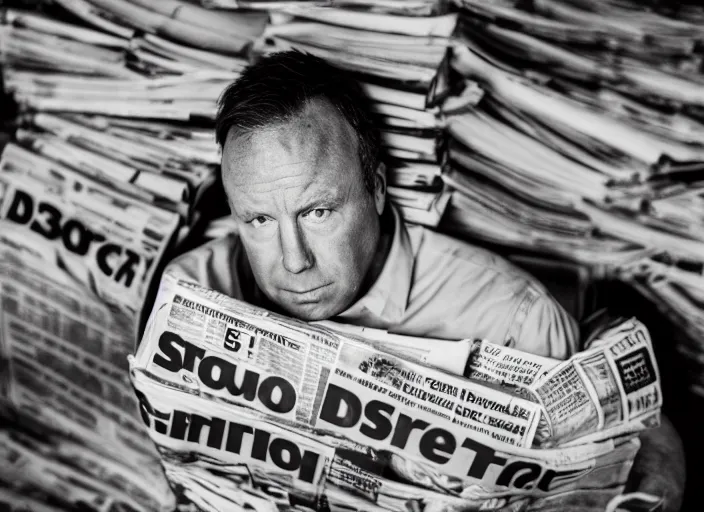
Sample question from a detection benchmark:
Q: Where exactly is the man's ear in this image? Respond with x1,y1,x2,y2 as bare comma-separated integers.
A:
374,162,386,216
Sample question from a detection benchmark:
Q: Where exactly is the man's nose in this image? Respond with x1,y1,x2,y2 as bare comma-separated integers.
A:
279,222,313,274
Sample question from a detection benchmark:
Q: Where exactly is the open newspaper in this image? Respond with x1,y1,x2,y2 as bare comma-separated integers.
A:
463,322,662,447
131,273,662,511
0,143,180,317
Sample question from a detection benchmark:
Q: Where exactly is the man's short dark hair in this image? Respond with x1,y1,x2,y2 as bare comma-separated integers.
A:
215,50,381,195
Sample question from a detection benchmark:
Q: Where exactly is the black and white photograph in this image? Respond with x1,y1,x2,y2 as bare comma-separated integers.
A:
0,0,702,511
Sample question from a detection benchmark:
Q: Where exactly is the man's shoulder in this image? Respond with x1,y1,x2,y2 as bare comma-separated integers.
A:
166,234,244,297
404,226,578,358
411,226,540,291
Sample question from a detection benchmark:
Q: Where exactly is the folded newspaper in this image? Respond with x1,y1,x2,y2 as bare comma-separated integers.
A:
130,273,662,511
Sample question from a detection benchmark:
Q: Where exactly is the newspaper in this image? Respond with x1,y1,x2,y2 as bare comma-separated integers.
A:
0,487,69,512
0,426,171,512
131,274,656,511
465,340,559,388
0,430,160,512
0,222,175,511
530,319,662,447
135,274,544,452
132,369,640,511
0,143,181,315
462,321,661,447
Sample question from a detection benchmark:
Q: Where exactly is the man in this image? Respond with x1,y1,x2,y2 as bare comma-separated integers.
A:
168,50,684,510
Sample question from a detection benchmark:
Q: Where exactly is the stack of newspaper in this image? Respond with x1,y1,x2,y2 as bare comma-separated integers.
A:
442,42,704,267
250,4,477,227
0,3,257,120
200,0,443,15
439,0,704,396
129,272,663,512
0,3,265,510
0,217,177,510
0,7,254,231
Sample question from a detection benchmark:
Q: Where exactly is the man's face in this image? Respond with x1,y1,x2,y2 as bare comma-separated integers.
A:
222,98,385,321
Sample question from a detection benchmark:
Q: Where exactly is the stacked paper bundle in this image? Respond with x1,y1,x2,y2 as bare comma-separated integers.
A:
249,2,479,227
0,215,177,511
201,1,449,26
0,2,260,120
0,6,261,230
129,272,664,512
440,0,704,259
0,2,267,510
437,0,704,395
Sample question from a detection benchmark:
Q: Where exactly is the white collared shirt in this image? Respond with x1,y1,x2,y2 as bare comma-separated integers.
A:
166,205,579,359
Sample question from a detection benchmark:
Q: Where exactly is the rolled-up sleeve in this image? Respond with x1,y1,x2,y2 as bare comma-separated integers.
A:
510,289,580,360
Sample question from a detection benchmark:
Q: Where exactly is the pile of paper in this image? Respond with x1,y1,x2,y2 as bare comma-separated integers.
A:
437,0,704,396
0,3,267,510
2,1,703,509
0,219,176,511
202,0,447,20
251,4,477,226
442,42,704,263
0,7,256,226
129,272,663,512
0,3,257,113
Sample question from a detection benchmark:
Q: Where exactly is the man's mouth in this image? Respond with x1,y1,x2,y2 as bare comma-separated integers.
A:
282,284,330,302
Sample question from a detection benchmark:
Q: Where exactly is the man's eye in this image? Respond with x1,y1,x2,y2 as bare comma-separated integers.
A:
250,216,271,228
303,209,331,223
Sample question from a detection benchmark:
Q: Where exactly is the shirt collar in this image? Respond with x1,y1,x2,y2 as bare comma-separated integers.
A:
336,204,414,327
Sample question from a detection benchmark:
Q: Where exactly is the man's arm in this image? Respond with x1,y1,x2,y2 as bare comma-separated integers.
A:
627,416,686,512
511,292,580,359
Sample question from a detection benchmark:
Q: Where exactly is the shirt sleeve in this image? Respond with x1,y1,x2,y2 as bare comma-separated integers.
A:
510,289,580,360
163,235,244,300
165,251,201,283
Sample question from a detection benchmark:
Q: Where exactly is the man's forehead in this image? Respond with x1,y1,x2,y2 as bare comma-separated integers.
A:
222,98,357,172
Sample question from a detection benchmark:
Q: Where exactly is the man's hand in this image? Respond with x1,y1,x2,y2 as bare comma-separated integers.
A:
625,415,685,512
